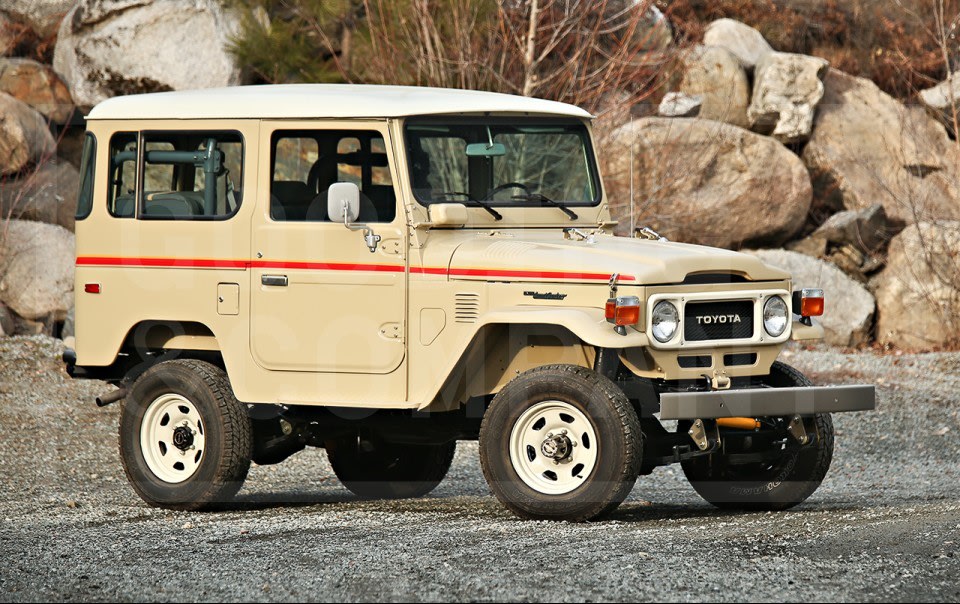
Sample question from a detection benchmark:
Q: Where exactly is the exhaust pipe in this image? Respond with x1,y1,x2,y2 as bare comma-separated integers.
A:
96,386,128,407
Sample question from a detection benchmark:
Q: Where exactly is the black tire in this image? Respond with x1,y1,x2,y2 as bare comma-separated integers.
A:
479,364,642,522
327,438,456,499
119,359,252,511
681,361,835,511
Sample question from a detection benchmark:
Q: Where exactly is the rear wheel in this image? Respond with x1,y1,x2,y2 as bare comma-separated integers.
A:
681,361,835,511
480,364,642,522
327,438,456,499
119,359,252,510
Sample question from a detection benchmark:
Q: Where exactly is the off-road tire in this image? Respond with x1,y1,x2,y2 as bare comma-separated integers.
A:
119,359,252,510
681,361,835,511
327,439,456,499
479,364,642,522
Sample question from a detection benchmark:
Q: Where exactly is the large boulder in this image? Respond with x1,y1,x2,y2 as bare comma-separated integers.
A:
702,18,772,70
0,220,74,322
874,222,960,349
789,204,891,259
53,0,242,108
748,52,828,143
3,0,73,37
658,92,701,118
0,161,80,231
0,58,74,123
0,92,56,176
0,302,14,336
605,117,811,249
678,45,750,128
803,69,960,227
919,74,960,132
748,249,875,347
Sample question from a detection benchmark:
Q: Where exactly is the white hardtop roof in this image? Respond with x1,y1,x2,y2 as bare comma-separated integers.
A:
87,84,594,121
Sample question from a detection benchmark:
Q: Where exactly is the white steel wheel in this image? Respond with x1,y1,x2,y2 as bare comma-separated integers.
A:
509,400,599,495
139,393,207,484
480,364,643,522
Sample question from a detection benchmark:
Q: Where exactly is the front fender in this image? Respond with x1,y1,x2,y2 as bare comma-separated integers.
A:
477,306,649,348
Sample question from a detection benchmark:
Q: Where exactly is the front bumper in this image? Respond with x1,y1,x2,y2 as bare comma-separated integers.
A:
659,385,875,420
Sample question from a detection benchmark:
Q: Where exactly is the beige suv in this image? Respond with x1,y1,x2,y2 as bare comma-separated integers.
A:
63,84,874,521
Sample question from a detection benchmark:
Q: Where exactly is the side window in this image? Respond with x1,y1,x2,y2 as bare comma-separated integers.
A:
270,130,396,223
75,133,96,220
139,131,243,220
107,132,137,218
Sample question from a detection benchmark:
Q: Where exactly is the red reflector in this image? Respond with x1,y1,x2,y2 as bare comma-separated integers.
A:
605,299,616,321
84,283,101,294
801,297,824,317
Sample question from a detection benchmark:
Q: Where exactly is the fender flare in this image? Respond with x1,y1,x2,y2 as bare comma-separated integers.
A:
475,306,649,348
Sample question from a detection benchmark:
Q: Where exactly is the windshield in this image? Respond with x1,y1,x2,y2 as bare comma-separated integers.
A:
405,117,600,207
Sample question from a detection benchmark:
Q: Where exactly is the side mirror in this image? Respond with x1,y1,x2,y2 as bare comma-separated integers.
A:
327,182,360,224
326,181,381,254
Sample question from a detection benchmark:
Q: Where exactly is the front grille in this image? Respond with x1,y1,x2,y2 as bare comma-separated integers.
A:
684,300,754,342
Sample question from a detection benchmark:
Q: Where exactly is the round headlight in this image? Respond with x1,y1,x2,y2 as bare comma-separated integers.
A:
652,301,680,343
763,296,789,337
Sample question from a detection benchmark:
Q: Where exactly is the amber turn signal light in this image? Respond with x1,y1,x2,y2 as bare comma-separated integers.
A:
605,296,641,326
792,288,824,317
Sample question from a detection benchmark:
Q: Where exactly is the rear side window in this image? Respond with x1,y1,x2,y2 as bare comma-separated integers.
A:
75,133,96,220
107,132,137,218
139,131,244,220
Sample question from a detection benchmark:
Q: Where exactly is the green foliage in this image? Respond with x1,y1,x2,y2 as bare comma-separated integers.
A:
226,0,363,83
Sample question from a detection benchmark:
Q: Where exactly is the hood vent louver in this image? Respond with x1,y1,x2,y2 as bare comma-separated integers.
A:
454,293,481,323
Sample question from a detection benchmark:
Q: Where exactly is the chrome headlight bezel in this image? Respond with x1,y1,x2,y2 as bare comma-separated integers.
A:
763,295,789,338
651,300,680,343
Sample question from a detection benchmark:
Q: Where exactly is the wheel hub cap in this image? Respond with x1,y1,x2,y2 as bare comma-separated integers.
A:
540,434,572,461
172,426,195,451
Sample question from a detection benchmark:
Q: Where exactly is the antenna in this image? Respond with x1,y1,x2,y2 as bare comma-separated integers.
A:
629,138,635,234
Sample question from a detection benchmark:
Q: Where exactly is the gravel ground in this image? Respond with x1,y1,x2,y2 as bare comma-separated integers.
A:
1,336,959,602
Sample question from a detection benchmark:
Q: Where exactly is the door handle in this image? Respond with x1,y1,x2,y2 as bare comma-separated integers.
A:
261,275,288,287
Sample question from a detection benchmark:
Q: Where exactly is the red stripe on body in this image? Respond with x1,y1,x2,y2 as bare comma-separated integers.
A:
76,256,633,282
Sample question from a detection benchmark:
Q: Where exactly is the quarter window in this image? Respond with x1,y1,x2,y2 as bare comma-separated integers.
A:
107,132,137,218
75,133,96,220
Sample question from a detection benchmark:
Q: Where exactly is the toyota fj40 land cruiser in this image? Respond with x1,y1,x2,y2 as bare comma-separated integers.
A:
63,84,875,521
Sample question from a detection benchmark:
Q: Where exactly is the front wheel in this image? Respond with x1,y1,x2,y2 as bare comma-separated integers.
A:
480,364,642,522
681,361,835,511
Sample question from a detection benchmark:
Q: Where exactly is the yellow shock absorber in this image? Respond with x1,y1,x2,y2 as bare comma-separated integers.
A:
716,417,761,430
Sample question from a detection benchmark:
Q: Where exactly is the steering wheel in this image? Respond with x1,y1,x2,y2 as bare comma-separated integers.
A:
487,182,531,198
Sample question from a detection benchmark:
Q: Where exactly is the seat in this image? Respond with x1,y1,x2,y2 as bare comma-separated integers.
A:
143,191,204,217
271,181,328,221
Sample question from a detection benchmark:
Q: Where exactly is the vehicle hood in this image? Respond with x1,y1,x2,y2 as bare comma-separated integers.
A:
443,233,789,284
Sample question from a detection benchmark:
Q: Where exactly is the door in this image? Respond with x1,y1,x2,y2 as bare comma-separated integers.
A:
250,121,407,374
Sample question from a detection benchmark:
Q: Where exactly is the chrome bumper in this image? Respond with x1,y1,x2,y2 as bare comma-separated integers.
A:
659,385,876,420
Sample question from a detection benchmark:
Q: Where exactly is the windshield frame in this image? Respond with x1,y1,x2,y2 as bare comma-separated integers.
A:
403,115,603,209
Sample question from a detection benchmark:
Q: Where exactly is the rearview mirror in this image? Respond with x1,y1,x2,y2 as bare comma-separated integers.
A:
465,142,507,157
327,182,360,224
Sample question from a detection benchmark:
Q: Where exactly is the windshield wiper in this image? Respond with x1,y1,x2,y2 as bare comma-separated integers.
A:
436,192,502,220
511,193,579,220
